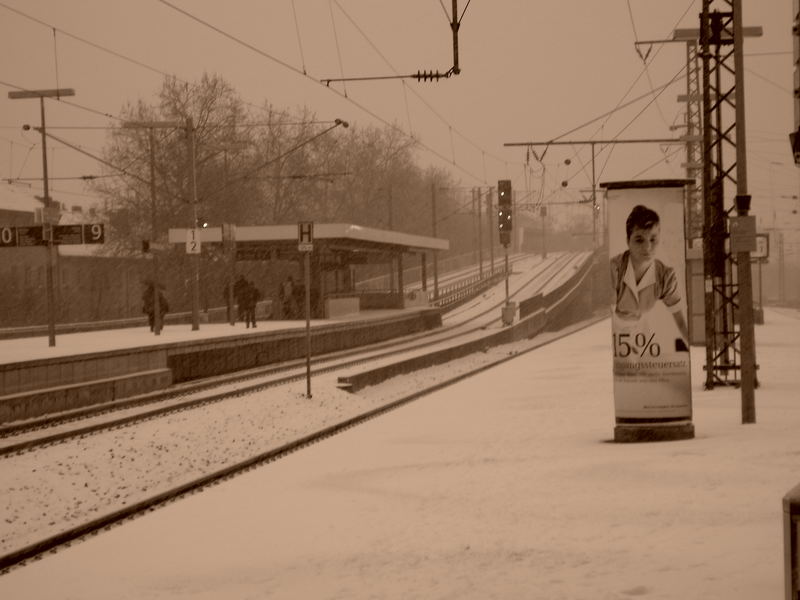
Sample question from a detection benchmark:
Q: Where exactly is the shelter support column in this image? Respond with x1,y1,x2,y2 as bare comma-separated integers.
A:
398,252,404,299
420,253,427,291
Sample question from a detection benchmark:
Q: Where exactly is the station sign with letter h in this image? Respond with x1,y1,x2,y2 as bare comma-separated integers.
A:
298,221,314,252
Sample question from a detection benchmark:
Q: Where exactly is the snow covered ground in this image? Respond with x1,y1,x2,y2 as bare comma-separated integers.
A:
0,307,798,599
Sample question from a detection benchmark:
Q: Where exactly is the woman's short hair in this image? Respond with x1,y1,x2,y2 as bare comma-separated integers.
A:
626,205,660,240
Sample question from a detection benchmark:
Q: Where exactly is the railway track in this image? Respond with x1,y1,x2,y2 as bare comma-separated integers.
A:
0,251,596,572
0,252,581,454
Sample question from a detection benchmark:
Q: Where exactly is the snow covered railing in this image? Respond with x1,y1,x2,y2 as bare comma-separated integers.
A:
338,255,605,392
431,270,508,311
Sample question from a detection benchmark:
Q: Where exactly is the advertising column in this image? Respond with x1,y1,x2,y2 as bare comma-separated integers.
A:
602,179,694,443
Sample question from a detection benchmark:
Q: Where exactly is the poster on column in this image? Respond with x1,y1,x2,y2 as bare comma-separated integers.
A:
603,180,692,422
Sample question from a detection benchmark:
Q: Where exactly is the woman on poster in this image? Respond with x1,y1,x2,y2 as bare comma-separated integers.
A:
610,204,689,351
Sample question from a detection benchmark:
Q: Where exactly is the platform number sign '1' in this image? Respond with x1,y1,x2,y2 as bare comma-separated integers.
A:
186,228,201,254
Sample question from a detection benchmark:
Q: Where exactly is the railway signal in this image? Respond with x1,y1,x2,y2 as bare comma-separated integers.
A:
498,179,512,247
497,179,515,324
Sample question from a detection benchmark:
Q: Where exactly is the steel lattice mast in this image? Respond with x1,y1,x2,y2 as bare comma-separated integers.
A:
699,0,758,422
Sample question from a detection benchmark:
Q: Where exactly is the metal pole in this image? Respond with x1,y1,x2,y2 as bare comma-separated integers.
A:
228,249,236,325
779,232,785,303
431,183,439,300
187,117,201,331
757,260,762,310
486,188,494,275
387,187,393,230
471,188,478,269
591,142,597,249
700,1,717,390
477,187,483,279
38,97,56,347
421,253,427,291
541,206,547,259
733,0,756,422
224,153,235,326
148,128,162,335
504,245,509,303
304,251,312,398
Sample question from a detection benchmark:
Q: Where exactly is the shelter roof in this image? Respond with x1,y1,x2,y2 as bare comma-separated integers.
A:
168,223,448,260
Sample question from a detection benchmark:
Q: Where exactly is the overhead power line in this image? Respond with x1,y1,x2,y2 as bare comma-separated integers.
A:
156,0,503,184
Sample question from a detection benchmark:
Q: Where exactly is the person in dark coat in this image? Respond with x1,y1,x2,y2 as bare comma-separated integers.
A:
243,280,261,328
279,275,297,319
232,274,249,323
142,281,169,332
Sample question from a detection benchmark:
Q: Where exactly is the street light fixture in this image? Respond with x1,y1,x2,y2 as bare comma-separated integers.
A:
8,87,75,347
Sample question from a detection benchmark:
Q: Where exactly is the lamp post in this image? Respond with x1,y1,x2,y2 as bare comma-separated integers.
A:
207,141,249,326
9,87,75,347
184,117,202,330
121,121,182,335
430,182,439,301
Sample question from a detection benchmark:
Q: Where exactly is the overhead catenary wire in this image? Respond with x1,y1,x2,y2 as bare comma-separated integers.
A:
744,68,792,95
629,145,685,179
592,0,696,179
596,62,688,181
330,0,505,167
328,0,348,98
52,27,60,91
290,0,307,75
547,0,697,191
626,0,672,129
0,2,313,124
156,0,502,184
2,0,505,189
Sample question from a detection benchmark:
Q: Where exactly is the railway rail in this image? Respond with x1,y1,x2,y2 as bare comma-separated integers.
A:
0,251,598,572
0,252,578,453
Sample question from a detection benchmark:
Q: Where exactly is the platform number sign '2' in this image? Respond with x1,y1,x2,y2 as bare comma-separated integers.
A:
186,228,201,254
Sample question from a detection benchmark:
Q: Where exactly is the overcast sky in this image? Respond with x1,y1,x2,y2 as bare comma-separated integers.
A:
1,1,796,225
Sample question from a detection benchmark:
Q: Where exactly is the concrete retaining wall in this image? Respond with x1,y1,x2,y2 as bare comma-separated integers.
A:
0,348,169,397
167,309,442,383
0,308,443,423
0,369,172,423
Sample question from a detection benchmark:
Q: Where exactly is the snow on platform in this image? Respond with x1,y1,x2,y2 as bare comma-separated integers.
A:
0,309,798,599
0,308,416,366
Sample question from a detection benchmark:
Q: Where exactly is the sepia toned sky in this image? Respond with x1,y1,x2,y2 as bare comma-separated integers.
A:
0,1,796,225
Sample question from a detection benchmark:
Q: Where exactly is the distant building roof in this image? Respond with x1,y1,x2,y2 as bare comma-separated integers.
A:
0,182,103,216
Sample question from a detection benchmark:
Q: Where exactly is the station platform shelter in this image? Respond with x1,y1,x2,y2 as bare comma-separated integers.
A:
169,223,448,319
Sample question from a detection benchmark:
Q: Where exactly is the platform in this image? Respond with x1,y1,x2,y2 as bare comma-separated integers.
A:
0,307,441,423
0,308,797,598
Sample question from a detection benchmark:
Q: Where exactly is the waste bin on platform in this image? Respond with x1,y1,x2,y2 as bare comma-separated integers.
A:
501,302,516,326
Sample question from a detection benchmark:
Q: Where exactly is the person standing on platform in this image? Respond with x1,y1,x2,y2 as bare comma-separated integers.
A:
279,275,297,319
232,274,249,324
244,280,261,328
142,281,169,332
